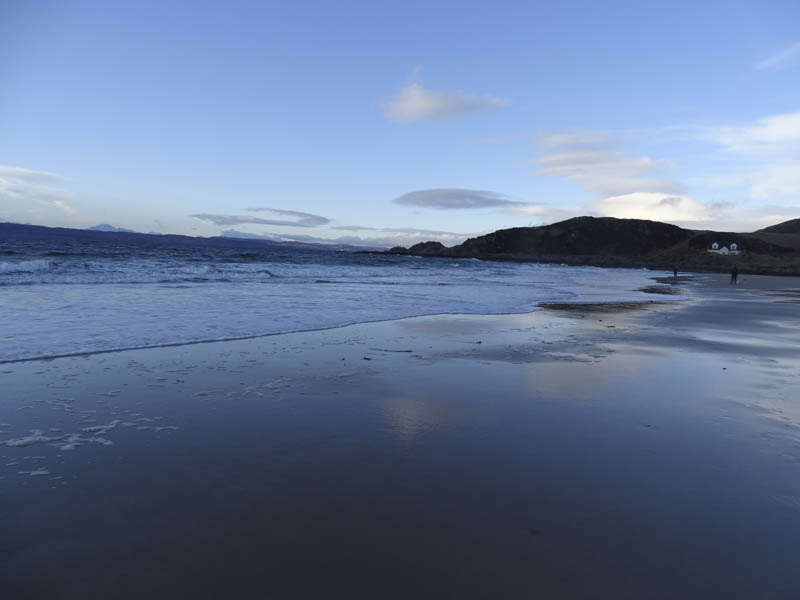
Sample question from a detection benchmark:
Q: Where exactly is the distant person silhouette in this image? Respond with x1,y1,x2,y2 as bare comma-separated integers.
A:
673,267,678,280
730,265,739,285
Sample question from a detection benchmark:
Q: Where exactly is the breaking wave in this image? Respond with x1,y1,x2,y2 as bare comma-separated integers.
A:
0,259,52,274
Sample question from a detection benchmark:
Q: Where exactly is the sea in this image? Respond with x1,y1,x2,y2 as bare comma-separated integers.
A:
0,234,669,363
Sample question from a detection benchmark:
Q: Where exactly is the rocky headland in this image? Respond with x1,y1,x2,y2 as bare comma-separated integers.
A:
379,216,800,275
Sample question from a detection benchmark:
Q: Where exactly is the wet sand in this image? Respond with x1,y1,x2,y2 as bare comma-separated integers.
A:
2,273,800,598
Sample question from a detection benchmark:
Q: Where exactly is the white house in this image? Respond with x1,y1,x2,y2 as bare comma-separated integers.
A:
708,241,741,255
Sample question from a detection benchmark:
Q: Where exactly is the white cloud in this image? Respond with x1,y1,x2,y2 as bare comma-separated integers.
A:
382,74,507,123
191,208,330,227
393,188,525,209
501,203,581,223
501,204,558,216
592,192,711,223
756,41,800,71
0,165,76,215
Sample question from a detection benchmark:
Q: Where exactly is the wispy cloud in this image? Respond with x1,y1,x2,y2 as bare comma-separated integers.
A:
532,146,682,197
219,229,284,241
192,208,330,228
756,41,800,71
697,110,800,153
0,165,76,215
331,225,374,231
52,200,76,215
392,187,576,227
332,223,473,243
394,188,526,210
383,72,507,123
538,130,614,149
539,149,681,196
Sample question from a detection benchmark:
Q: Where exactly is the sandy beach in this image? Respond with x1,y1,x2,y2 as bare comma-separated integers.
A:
2,272,800,598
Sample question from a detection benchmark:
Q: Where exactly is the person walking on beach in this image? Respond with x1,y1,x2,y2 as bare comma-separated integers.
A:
673,267,678,280
730,264,739,285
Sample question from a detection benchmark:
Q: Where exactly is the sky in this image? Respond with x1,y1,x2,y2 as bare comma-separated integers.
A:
1,0,799,247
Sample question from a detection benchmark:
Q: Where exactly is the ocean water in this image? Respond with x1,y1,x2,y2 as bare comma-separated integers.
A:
0,236,668,363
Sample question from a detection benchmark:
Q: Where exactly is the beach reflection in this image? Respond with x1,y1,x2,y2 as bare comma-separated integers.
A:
522,349,722,403
382,395,443,441
380,392,482,442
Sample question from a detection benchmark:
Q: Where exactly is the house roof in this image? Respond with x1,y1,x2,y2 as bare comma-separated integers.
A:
708,241,742,249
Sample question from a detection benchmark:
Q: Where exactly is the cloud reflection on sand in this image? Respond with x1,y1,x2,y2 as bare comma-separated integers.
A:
382,396,448,442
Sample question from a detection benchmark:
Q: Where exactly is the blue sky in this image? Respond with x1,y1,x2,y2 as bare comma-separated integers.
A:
1,0,799,246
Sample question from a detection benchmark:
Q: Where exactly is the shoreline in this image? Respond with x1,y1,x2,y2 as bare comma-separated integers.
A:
363,249,800,276
0,292,685,367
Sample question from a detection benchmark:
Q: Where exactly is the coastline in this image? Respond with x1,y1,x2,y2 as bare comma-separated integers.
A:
363,249,800,276
2,273,800,597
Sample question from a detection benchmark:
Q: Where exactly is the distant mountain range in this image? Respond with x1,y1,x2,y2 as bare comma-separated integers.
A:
86,224,137,233
383,216,800,275
0,222,379,252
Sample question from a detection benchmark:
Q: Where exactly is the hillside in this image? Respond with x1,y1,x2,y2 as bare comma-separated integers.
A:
451,217,691,257
386,216,800,275
757,218,800,234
